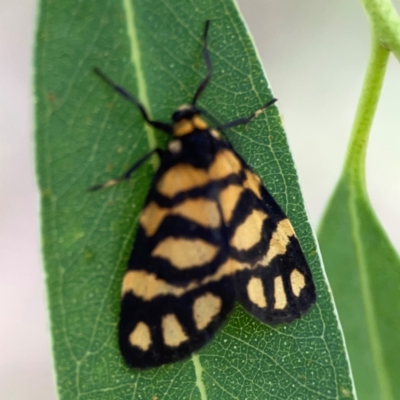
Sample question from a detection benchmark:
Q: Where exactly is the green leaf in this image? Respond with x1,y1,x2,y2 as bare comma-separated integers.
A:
35,0,355,398
318,27,400,400
318,175,400,400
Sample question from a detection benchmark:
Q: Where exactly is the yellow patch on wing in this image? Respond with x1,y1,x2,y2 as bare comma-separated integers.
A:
129,321,152,351
193,292,222,330
122,270,188,300
151,237,219,270
274,275,287,310
290,269,306,297
140,202,169,237
157,164,209,198
156,148,242,198
218,184,243,223
230,209,268,251
208,148,242,180
140,198,220,237
260,218,295,266
173,198,220,228
205,257,250,282
243,170,262,199
162,314,188,347
247,277,267,308
122,258,250,301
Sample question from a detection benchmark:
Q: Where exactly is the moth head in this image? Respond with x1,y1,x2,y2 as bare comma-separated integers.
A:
172,104,199,122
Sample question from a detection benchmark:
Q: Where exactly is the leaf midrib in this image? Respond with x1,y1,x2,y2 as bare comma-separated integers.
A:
123,0,157,151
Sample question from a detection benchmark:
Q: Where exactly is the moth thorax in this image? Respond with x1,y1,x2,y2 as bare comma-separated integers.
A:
172,104,209,137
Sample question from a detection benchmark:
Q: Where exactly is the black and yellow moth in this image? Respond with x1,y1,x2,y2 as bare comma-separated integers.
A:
91,21,316,369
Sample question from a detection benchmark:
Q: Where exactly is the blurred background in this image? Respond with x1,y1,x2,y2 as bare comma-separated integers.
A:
1,0,399,398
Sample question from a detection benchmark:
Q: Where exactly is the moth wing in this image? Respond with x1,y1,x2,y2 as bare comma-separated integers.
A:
221,162,316,324
119,163,236,368
119,270,235,368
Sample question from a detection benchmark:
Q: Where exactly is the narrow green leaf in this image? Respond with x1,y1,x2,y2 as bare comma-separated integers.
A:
318,30,400,400
35,0,355,399
319,175,400,400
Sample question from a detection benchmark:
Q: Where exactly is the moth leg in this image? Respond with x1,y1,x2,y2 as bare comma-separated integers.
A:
93,68,172,134
217,98,278,130
89,148,164,192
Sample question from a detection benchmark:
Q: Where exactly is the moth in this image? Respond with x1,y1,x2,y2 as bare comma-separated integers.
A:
91,21,316,368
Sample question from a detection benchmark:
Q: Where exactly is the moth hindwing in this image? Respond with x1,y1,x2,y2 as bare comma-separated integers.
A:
91,21,316,369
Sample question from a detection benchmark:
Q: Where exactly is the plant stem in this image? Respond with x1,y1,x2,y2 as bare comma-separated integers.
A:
343,35,389,192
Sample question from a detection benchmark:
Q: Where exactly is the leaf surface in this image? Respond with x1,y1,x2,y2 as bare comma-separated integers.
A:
318,174,400,400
